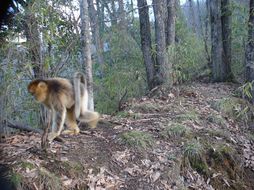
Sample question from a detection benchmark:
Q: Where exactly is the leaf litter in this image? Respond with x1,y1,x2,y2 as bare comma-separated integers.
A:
0,82,254,189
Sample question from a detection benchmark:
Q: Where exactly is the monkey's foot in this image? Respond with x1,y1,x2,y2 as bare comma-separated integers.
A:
62,128,80,135
48,132,59,142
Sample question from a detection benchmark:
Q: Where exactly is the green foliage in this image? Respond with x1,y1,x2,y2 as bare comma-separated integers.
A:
20,162,34,170
120,130,154,149
231,1,249,80
211,97,254,122
175,111,199,122
183,139,208,174
10,172,22,187
162,123,188,139
238,82,253,99
206,113,228,127
38,168,61,190
173,13,207,83
95,29,146,114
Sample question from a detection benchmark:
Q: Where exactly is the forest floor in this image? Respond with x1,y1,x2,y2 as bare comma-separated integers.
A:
1,82,254,190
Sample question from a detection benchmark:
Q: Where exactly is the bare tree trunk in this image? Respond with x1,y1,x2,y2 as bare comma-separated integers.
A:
197,0,211,67
96,0,105,34
88,0,104,77
137,0,155,90
130,0,135,23
210,0,225,82
111,0,117,26
80,0,95,111
24,13,42,78
118,0,127,30
189,0,198,34
153,0,172,86
245,0,254,102
165,0,176,46
221,0,233,80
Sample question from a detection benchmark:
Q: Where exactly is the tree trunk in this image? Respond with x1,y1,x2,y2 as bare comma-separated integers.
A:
88,0,104,77
210,0,233,82
118,0,126,30
210,0,224,82
197,0,211,67
96,0,105,35
153,0,172,86
245,0,254,102
80,0,95,111
111,0,117,26
221,0,233,80
137,0,155,90
24,13,42,78
165,0,176,46
189,0,198,34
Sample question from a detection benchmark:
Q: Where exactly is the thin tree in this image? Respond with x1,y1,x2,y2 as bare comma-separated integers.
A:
188,0,198,34
88,0,104,77
221,0,233,80
245,0,254,102
165,0,176,46
80,0,95,110
118,0,127,30
137,0,155,90
153,0,172,86
197,0,211,67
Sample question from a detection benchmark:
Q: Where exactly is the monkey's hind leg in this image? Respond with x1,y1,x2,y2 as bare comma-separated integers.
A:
62,108,80,135
48,108,66,142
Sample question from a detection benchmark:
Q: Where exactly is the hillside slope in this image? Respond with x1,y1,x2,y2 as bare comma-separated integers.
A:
0,82,254,190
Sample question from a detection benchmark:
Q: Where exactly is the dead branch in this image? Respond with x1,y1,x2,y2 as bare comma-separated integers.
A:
5,121,64,142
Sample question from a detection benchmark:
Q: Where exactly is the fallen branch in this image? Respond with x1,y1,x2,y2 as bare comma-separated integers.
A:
5,121,64,142
6,121,43,134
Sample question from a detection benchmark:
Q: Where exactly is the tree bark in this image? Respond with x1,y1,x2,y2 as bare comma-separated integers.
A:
153,0,172,86
245,0,254,102
96,0,105,35
197,0,211,67
80,0,95,111
88,0,104,77
118,0,126,30
165,0,176,46
189,0,198,34
137,0,155,90
221,0,233,80
24,13,42,78
210,0,224,82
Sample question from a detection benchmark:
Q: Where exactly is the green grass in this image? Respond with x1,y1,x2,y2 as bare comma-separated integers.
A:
120,130,154,149
38,167,61,190
20,161,34,170
10,172,22,188
161,123,188,139
175,111,199,122
183,139,208,175
207,113,228,127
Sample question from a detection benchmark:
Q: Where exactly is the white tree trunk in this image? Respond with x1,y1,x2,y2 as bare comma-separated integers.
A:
80,0,94,111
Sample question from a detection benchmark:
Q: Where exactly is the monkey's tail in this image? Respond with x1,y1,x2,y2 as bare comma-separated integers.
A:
74,72,86,118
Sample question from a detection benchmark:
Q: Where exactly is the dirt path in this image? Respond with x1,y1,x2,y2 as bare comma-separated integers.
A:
0,82,254,190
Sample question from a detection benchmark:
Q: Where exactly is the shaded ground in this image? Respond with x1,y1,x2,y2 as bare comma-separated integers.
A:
1,82,254,190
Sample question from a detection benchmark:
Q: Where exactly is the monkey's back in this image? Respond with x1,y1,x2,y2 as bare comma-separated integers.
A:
47,78,75,110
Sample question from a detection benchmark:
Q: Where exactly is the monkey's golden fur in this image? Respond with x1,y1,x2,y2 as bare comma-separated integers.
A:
28,72,100,142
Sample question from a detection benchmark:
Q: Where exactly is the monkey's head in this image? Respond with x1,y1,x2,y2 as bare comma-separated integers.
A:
28,79,48,103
